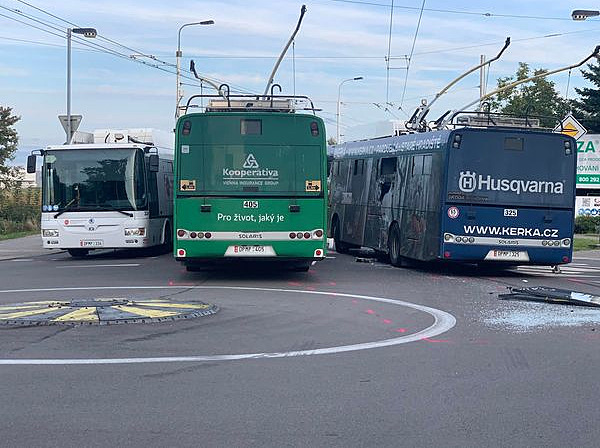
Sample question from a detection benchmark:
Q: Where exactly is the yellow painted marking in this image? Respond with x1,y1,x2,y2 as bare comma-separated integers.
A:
53,307,99,322
0,304,47,311
112,305,179,318
135,302,211,310
0,307,64,319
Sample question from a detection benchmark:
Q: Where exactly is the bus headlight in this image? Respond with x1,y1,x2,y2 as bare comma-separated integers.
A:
43,229,59,237
444,233,454,242
124,227,145,236
562,238,571,247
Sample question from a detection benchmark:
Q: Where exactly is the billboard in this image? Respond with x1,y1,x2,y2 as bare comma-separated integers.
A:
576,196,600,216
576,134,600,189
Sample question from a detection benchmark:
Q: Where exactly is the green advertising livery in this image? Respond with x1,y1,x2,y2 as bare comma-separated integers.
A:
173,94,327,271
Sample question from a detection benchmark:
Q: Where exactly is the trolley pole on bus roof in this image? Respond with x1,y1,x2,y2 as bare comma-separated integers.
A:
336,77,363,143
176,20,214,118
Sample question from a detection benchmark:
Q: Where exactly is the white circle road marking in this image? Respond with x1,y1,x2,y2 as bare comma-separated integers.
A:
0,286,456,366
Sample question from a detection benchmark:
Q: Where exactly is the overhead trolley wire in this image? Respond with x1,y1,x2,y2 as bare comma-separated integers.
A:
9,0,256,95
399,0,425,109
317,0,576,21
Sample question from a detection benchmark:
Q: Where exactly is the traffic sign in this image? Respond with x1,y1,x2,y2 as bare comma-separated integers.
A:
58,114,82,135
555,113,586,140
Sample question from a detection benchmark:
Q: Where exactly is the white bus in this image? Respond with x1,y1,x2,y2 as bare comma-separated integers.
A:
27,128,174,257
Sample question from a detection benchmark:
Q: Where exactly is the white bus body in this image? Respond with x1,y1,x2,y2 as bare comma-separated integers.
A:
38,129,174,257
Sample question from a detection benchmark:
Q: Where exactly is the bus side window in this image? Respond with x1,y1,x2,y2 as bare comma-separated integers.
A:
354,159,365,176
422,155,432,175
380,157,396,175
412,155,423,177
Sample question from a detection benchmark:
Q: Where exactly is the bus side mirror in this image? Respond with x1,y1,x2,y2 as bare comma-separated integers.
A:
149,154,159,172
27,155,36,173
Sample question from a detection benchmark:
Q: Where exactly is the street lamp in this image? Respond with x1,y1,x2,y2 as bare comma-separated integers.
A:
572,9,600,20
176,20,214,118
336,76,363,143
66,27,97,143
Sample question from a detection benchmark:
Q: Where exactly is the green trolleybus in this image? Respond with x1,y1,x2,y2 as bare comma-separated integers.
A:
173,94,327,271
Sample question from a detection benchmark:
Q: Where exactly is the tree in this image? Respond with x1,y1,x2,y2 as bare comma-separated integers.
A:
571,61,600,133
0,106,20,183
489,62,569,127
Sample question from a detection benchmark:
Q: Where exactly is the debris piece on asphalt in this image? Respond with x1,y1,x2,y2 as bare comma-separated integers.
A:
499,286,600,308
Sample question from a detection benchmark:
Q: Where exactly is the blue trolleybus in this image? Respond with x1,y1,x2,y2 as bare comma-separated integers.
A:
328,117,576,266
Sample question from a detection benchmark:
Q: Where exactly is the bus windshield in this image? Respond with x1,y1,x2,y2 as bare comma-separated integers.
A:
42,148,147,211
445,130,575,208
179,144,323,196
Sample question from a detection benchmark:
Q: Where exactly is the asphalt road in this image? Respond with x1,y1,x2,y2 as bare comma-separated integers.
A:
1,241,600,447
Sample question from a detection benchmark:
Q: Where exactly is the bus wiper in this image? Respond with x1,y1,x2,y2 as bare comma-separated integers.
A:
53,198,79,219
100,203,134,217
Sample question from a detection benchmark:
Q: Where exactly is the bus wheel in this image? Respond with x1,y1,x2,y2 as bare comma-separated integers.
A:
68,248,89,258
293,262,311,272
332,219,348,254
388,223,402,267
162,223,173,253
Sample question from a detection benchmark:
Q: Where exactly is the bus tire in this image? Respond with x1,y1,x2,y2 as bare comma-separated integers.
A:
162,222,173,253
332,219,348,254
68,248,89,258
293,262,311,272
388,223,402,267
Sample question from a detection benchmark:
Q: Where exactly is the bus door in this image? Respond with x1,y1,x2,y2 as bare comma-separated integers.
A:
365,156,397,251
343,158,372,245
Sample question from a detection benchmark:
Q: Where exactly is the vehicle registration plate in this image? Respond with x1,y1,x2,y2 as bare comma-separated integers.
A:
80,240,103,248
484,249,529,262
225,245,276,257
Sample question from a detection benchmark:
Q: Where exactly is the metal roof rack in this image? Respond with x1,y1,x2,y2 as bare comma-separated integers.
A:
183,89,318,115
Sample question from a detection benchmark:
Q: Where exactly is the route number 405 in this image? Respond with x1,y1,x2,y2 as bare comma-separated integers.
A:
504,208,518,217
243,200,259,209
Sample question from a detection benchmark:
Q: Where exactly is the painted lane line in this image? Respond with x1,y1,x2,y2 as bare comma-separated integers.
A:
55,264,141,269
0,286,456,366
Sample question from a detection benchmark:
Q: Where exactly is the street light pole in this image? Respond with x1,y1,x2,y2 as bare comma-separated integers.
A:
336,76,363,143
572,9,600,20
176,20,214,118
66,27,96,143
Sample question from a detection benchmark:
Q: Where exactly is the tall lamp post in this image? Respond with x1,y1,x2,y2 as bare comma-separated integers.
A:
336,76,363,143
176,20,214,118
67,27,96,143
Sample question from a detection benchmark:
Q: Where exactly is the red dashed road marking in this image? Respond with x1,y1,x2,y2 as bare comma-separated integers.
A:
421,337,450,343
382,319,392,324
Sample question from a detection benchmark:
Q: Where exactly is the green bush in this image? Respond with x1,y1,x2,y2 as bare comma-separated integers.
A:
0,186,40,234
574,215,600,234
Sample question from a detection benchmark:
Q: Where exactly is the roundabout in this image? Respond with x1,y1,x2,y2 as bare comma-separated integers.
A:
0,297,218,326
0,286,456,365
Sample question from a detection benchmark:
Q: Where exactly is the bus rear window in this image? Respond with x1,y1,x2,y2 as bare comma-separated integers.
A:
241,119,262,135
504,137,523,151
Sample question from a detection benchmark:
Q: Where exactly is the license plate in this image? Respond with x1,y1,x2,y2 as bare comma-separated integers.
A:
80,240,103,248
484,249,529,261
225,245,276,257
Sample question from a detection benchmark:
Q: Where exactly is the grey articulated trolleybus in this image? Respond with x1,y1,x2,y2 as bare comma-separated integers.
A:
328,44,599,267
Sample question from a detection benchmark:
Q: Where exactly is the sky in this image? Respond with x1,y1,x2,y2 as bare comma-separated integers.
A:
1,0,600,165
